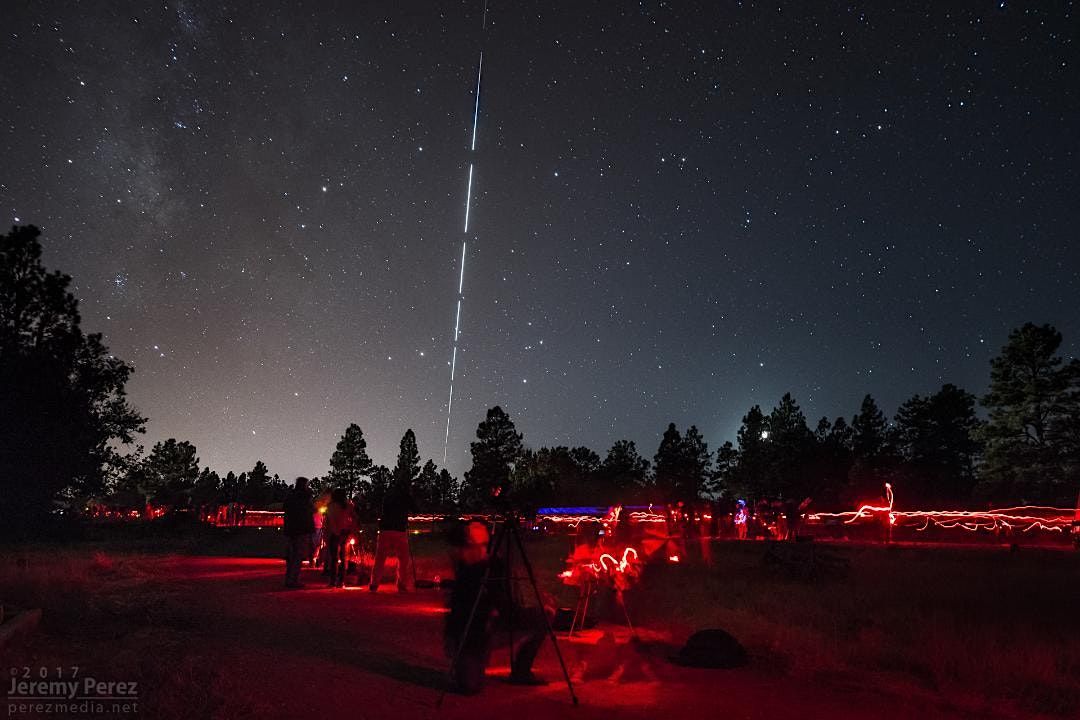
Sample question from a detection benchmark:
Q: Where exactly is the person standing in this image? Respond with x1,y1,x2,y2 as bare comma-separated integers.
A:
368,476,416,592
734,500,749,540
369,429,422,592
324,488,355,588
283,476,315,588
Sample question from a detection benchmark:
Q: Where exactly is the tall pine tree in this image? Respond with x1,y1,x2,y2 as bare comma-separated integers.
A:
461,406,523,508
393,429,422,487
327,423,373,497
979,323,1079,503
894,384,982,502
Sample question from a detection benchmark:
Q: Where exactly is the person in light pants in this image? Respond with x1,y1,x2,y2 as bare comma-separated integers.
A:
369,476,416,592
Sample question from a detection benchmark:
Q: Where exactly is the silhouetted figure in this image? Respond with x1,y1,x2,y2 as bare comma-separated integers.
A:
283,476,315,588
444,520,548,694
324,488,355,587
786,497,811,541
369,478,416,592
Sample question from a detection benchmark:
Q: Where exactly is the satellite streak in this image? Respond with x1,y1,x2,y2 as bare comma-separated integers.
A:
443,4,487,464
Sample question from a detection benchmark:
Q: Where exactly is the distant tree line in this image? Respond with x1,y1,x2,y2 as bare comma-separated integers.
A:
104,423,460,519
2,225,1078,537
455,324,1079,510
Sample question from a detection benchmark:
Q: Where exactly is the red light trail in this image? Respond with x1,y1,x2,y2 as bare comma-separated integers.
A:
809,484,1073,535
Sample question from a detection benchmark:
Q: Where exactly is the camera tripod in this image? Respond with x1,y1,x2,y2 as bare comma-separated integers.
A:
438,512,578,707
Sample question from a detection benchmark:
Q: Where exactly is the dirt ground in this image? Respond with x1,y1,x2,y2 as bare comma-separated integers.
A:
3,553,1060,720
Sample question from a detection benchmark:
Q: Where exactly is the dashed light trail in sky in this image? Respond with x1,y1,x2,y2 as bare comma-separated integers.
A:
443,2,487,464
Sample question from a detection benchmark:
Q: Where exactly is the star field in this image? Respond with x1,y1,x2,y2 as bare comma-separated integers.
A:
2,1,1077,481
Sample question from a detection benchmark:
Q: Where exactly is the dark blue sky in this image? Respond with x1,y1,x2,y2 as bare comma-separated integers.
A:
2,1,1077,481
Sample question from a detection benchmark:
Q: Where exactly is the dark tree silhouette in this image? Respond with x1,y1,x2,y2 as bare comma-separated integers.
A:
680,425,713,502
851,394,890,461
847,394,896,502
652,424,711,502
566,446,602,504
711,440,738,496
979,323,1080,504
461,406,523,509
1,226,144,533
511,445,602,507
653,423,685,501
432,468,459,510
598,440,652,499
732,406,768,498
241,460,274,507
511,447,562,510
327,423,373,497
805,416,855,506
192,467,221,509
143,438,200,506
364,464,392,520
393,429,422,487
221,471,242,503
414,459,439,510
762,393,814,498
894,384,982,502
829,416,854,451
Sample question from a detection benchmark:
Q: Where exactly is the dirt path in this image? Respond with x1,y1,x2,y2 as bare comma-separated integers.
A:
6,554,1049,719
43,556,1009,720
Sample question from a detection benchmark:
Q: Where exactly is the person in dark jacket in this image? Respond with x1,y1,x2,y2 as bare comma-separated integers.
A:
369,478,416,592
283,476,316,588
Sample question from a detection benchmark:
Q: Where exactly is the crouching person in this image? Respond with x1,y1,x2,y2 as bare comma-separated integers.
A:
444,520,549,694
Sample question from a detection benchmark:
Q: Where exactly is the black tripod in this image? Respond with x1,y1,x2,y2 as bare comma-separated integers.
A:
438,513,578,707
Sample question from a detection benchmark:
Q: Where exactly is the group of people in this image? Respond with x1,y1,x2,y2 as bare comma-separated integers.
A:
285,477,550,695
282,476,415,592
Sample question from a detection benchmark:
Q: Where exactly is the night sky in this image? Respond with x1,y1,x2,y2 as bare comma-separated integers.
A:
2,1,1078,482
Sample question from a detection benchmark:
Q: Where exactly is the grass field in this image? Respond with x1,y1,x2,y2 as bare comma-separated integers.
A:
2,524,1078,718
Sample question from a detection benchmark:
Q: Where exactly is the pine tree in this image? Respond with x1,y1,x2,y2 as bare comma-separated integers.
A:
567,446,601,504
979,323,1079,503
653,423,685,502
763,393,814,498
327,423,373,497
599,440,651,500
851,395,889,461
461,406,523,508
393,429,422,487
221,471,242,503
829,416,853,451
808,417,854,506
144,439,200,506
815,416,833,444
364,465,392,520
894,384,982,502
192,468,221,509
433,468,459,510
510,447,562,509
241,460,274,507
848,395,896,503
415,459,439,510
711,441,738,496
679,425,713,502
733,406,768,498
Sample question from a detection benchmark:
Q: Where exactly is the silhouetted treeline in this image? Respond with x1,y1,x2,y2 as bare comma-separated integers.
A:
454,323,1078,509
3,225,1078,537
